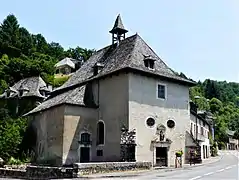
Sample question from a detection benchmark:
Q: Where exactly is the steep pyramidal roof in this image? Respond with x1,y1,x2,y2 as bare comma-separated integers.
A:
0,76,51,99
56,34,195,91
109,14,128,34
25,34,196,116
55,57,76,69
25,14,196,116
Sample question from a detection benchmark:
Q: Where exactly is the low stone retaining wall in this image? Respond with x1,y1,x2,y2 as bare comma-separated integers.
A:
0,168,26,179
26,166,74,179
73,161,152,177
0,161,152,179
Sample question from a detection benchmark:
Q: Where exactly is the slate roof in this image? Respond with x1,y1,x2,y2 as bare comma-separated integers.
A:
190,110,211,126
55,57,76,69
26,16,196,116
226,129,235,136
0,76,51,99
109,14,128,34
55,34,195,92
24,85,85,116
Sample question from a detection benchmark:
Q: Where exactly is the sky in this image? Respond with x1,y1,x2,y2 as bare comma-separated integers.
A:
0,0,238,82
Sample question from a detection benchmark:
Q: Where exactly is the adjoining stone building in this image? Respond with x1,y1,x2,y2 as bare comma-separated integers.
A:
185,102,213,164
25,14,196,167
55,57,82,75
226,130,238,150
0,76,52,116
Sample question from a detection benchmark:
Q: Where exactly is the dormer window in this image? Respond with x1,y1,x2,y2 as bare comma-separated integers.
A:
19,89,24,96
19,86,29,97
93,62,104,76
5,89,10,97
143,55,156,69
39,90,46,97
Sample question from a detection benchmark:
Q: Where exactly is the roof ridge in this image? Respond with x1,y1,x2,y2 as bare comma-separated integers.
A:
131,34,189,81
135,34,175,73
124,33,140,67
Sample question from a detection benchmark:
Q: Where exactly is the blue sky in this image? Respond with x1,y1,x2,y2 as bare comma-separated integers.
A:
1,0,238,82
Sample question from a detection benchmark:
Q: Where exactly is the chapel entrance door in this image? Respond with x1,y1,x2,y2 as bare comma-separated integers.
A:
156,147,167,166
80,147,90,163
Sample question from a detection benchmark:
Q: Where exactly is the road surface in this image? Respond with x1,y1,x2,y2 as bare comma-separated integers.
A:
94,150,238,180
1,151,238,180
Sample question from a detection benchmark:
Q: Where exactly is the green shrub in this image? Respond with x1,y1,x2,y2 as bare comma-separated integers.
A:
175,150,183,157
218,141,226,150
7,157,22,165
53,75,70,87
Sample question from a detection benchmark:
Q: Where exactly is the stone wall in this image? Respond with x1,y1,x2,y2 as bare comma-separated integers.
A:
0,162,151,179
73,161,152,177
0,168,26,179
26,166,74,179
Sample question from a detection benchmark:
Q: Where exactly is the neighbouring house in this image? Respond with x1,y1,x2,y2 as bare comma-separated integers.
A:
226,130,238,150
55,57,82,75
24,14,196,167
0,76,52,116
186,102,213,163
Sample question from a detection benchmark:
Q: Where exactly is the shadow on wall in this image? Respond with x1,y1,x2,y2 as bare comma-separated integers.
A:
63,107,99,166
18,119,37,161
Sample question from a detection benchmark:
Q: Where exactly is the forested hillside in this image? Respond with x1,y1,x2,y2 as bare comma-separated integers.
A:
0,14,94,93
0,14,94,162
0,14,238,163
190,79,239,148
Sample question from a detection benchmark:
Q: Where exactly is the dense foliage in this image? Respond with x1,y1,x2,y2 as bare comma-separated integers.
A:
0,14,94,162
0,14,94,91
190,79,239,148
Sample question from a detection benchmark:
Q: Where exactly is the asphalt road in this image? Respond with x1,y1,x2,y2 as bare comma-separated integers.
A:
1,151,238,180
95,150,239,180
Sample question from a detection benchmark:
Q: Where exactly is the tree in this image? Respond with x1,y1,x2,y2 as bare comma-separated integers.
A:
209,98,223,114
47,42,64,59
0,14,95,162
190,79,239,147
0,14,20,47
18,27,33,55
204,79,221,100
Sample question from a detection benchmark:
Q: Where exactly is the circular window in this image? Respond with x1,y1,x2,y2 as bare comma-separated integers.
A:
167,120,175,128
146,118,155,127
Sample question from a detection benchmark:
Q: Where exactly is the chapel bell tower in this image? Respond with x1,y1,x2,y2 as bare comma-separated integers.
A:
109,14,128,45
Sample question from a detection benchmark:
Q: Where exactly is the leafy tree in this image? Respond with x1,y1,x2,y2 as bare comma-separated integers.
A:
0,14,94,162
190,79,239,148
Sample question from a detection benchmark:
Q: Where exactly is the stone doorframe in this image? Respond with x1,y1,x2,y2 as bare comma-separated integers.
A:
78,131,92,162
151,140,172,166
151,124,172,166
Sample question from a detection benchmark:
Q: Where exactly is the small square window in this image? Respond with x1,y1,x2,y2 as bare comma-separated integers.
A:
149,61,155,69
97,150,103,156
157,84,166,99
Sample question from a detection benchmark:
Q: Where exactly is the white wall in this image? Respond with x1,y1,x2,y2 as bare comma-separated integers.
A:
128,73,191,166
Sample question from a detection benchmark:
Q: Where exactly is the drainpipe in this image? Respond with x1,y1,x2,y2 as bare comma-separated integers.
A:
152,143,154,168
97,79,100,117
195,106,198,141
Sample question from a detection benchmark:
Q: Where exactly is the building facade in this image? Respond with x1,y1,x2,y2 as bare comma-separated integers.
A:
55,57,82,75
0,76,52,116
226,130,238,150
190,111,211,160
25,14,196,167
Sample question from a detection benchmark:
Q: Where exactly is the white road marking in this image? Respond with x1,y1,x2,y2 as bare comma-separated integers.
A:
216,168,225,172
189,176,202,180
204,172,214,176
225,166,232,170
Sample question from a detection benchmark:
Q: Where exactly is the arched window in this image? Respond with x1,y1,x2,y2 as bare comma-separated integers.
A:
97,121,105,145
80,132,91,145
